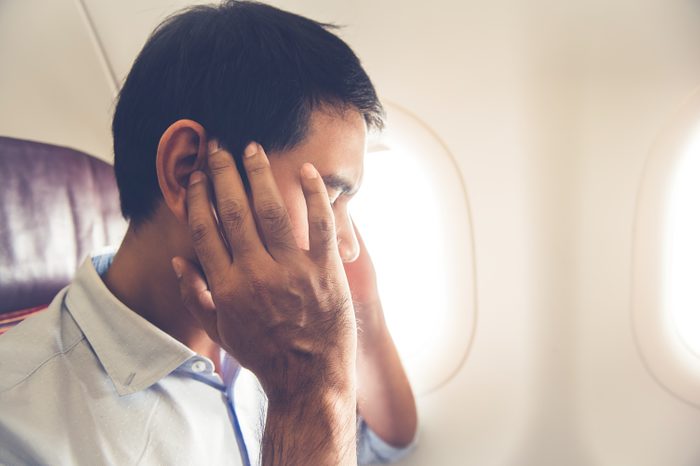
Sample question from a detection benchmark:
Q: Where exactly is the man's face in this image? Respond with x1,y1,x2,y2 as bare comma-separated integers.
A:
267,108,366,263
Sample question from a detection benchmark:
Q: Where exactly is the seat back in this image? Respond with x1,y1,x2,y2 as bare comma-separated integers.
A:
0,136,126,314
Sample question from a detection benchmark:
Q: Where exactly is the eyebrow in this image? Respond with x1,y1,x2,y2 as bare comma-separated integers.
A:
321,174,359,196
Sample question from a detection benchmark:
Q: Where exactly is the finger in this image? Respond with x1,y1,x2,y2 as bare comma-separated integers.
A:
349,217,368,258
242,143,298,258
350,218,364,247
299,163,338,260
207,141,265,258
171,257,220,343
186,171,231,277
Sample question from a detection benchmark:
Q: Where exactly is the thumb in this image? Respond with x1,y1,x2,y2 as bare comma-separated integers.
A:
171,257,220,342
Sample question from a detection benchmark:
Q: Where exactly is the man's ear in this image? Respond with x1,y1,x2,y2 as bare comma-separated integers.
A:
155,119,208,224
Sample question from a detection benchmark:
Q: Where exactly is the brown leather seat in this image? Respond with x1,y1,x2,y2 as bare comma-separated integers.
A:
0,136,126,314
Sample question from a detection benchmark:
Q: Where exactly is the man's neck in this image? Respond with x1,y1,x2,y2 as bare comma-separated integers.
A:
102,220,221,371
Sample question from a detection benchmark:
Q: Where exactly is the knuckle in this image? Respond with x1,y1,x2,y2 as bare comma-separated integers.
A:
237,252,260,271
208,152,235,175
246,159,269,177
308,186,328,198
309,215,335,234
218,198,248,230
267,217,294,240
190,220,210,244
259,200,286,220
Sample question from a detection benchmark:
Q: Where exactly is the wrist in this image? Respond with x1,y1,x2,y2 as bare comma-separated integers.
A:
267,379,356,420
262,349,357,408
264,377,358,466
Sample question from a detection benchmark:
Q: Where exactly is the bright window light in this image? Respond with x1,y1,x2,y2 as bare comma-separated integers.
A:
350,104,475,395
352,146,449,363
633,85,700,405
665,123,700,357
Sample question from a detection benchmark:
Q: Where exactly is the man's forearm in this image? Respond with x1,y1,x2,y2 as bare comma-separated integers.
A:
357,305,417,447
263,385,357,466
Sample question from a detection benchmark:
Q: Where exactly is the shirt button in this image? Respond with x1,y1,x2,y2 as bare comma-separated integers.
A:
191,360,207,373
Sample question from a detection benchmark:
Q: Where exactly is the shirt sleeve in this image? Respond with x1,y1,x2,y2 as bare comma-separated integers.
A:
356,415,418,465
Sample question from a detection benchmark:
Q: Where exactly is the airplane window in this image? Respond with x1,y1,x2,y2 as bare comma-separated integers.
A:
633,87,700,406
351,103,475,395
665,129,700,357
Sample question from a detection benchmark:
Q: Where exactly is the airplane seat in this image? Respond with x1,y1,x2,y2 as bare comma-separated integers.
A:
0,136,126,332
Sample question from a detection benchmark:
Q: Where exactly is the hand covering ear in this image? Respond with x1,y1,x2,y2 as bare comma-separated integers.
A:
171,257,220,343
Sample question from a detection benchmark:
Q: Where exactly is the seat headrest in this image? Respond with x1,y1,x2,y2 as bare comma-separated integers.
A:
0,136,126,313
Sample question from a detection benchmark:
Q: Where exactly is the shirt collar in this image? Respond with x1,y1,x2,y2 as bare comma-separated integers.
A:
65,256,196,396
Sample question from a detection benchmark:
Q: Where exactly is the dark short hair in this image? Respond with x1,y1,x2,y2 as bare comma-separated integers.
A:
112,0,384,224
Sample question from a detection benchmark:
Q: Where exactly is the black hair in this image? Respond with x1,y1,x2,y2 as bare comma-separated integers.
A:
112,0,384,224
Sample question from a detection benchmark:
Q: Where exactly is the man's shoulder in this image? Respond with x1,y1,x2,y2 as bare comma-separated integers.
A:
0,288,84,394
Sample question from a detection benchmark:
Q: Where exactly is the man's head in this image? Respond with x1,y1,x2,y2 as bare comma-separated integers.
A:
112,0,383,262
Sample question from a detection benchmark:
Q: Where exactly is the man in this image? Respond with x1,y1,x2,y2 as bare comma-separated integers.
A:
0,1,417,465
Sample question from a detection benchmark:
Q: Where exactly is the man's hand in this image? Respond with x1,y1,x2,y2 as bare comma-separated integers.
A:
344,224,419,448
343,223,383,331
172,141,357,466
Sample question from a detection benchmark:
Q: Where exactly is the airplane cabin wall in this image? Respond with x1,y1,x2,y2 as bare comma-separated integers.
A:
2,0,700,464
0,0,116,161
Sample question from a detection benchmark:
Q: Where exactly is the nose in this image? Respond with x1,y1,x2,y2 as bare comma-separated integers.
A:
336,213,360,263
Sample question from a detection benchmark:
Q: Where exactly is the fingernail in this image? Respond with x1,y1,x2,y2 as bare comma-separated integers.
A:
189,171,204,186
301,163,317,179
208,140,220,155
244,142,257,158
171,258,183,279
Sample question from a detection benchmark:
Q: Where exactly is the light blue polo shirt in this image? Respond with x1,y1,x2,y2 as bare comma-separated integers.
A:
0,253,414,465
